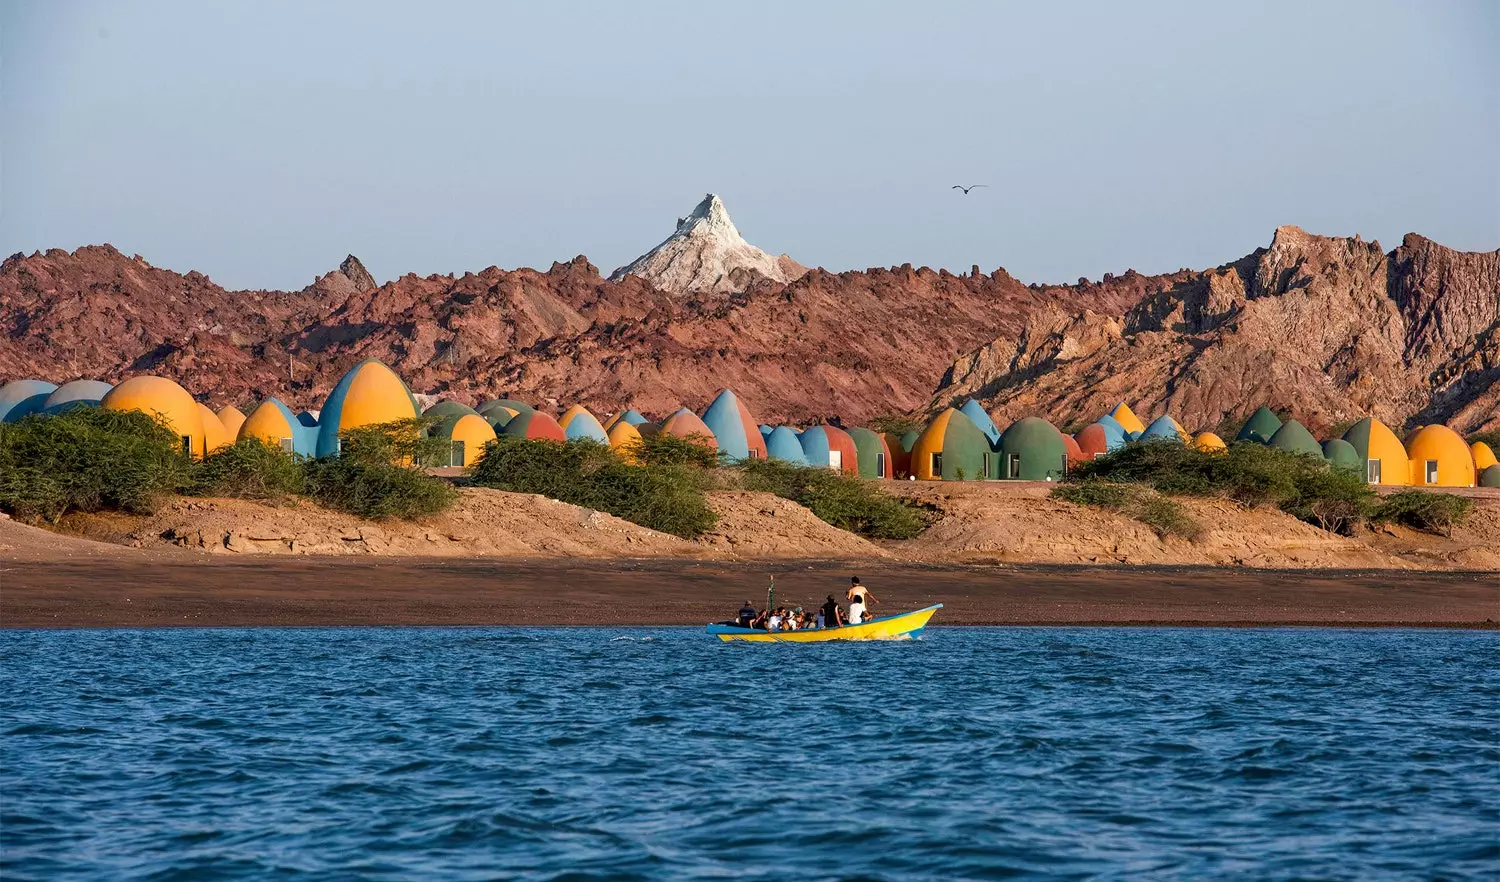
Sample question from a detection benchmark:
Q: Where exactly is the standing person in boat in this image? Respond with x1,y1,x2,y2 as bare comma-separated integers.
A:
847,577,878,609
821,595,845,629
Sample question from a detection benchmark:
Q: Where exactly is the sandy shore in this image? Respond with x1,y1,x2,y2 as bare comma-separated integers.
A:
3,557,1496,629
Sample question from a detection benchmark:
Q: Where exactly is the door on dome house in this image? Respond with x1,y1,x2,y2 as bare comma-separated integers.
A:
1007,454,1022,479
875,453,886,478
280,438,293,453
452,440,465,468
1424,460,1438,484
931,452,942,477
1366,459,1381,484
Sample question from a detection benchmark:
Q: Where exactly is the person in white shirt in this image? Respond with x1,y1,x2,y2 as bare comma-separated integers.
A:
767,610,784,631
847,598,867,624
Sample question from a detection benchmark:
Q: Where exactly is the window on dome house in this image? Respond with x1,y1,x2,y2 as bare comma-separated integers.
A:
876,452,886,477
1425,460,1438,484
931,452,942,476
828,450,842,471
1366,459,1381,484
982,452,992,478
180,436,192,457
1007,454,1021,479
280,438,293,453
452,440,465,467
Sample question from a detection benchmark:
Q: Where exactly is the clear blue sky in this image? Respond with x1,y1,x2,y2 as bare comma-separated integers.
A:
3,0,1495,291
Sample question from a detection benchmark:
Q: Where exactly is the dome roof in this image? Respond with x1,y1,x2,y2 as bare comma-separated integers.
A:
1107,402,1146,435
1268,419,1322,457
479,398,534,416
41,380,113,414
606,420,645,463
424,400,481,421
849,427,894,479
798,425,858,474
0,379,58,422
1341,417,1408,485
765,426,808,465
659,408,719,448
431,413,496,467
102,376,207,457
1405,424,1476,487
997,417,1068,481
199,404,231,454
216,405,247,439
500,409,568,442
1321,438,1362,472
1140,415,1188,443
1236,406,1283,444
239,398,317,456
1470,442,1497,471
910,409,992,480
316,360,419,457
559,405,609,443
958,399,1001,444
1480,465,1500,488
701,389,767,461
1194,432,1228,453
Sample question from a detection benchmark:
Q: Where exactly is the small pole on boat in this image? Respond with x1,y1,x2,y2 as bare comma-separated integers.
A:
767,575,775,619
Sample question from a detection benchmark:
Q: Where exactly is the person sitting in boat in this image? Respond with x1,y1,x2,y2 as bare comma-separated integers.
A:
737,600,757,628
767,607,786,631
847,577,878,609
820,595,845,629
847,594,870,625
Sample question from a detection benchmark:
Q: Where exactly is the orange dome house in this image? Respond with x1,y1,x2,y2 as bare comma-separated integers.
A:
198,404,232,454
1107,402,1146,436
216,405,247,439
1341,417,1408,486
431,413,496,467
101,376,207,458
1405,425,1476,487
910,409,993,480
1194,432,1228,453
1061,432,1087,468
315,360,420,457
239,398,317,455
607,419,645,463
1471,442,1498,472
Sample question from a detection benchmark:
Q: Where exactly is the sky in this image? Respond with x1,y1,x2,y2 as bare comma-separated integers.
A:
2,0,1496,291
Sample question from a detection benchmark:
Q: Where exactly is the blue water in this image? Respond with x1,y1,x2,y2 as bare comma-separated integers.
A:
1,628,1496,881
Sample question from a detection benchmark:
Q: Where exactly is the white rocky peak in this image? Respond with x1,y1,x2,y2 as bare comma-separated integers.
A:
610,193,806,295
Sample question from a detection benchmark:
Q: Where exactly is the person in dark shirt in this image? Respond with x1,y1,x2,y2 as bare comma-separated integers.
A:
820,595,845,629
737,601,757,628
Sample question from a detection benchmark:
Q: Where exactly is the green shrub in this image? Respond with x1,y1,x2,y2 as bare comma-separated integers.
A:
1372,490,1473,538
867,414,923,435
1052,480,1203,541
1280,466,1377,535
736,459,929,540
470,437,717,539
1467,430,1500,450
0,406,192,522
629,432,721,468
302,419,457,519
191,438,305,501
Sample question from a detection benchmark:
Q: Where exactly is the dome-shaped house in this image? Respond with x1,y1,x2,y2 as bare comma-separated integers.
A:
1236,406,1283,444
798,425,859,474
958,399,1001,445
1405,424,1476,487
765,426,808,465
885,431,919,478
1470,442,1497,472
315,360,420,457
1107,402,1146,436
1268,420,1322,457
424,400,482,423
1321,438,1362,472
216,404,247,439
101,376,207,457
997,417,1069,481
1194,432,1228,454
430,412,496,467
659,408,719,450
1062,432,1087,467
701,389,768,461
1341,417,1408,485
41,380,113,414
238,398,318,456
501,409,568,442
0,379,58,422
558,405,609,443
910,409,993,480
1481,464,1500,488
607,419,645,463
1075,421,1125,459
1139,415,1188,444
604,408,648,431
198,404,232,454
849,427,894,479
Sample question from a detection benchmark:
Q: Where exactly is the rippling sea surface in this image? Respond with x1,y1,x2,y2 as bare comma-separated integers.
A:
2,627,1496,880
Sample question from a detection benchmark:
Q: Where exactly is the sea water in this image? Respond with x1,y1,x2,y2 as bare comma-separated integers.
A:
1,628,1495,880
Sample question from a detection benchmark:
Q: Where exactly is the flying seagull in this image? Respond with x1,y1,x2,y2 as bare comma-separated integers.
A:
951,184,988,195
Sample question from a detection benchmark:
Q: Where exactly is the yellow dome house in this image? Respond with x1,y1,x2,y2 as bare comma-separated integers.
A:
1471,441,1498,472
217,405,247,439
607,419,645,464
1341,417,1408,485
1193,432,1228,453
315,360,420,457
198,404,232,454
1405,425,1476,487
101,376,207,458
1107,402,1146,436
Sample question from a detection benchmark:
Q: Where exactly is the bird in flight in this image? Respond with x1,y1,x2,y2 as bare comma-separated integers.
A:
951,184,988,195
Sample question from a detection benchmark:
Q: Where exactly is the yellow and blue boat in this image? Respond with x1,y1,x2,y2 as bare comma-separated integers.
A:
706,604,943,642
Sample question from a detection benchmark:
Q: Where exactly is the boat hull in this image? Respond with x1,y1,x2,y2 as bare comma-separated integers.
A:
706,604,943,642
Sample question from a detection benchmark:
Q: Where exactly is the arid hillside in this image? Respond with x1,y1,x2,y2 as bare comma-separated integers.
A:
2,223,1494,431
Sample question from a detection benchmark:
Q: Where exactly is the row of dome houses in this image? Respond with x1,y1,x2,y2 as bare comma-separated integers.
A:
2,360,1497,489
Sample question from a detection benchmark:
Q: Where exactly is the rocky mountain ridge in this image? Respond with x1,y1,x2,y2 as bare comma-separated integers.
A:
2,225,1494,433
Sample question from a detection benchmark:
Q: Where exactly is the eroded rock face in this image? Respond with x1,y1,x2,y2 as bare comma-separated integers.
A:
1,225,1493,432
931,226,1499,434
608,194,807,295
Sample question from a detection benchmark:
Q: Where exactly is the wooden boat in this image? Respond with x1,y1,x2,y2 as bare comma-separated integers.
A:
706,604,943,642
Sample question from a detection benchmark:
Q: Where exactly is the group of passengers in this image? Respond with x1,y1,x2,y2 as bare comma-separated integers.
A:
732,578,879,631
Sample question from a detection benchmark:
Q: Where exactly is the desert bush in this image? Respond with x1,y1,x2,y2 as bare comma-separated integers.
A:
736,459,929,540
629,432,721,468
0,406,192,522
191,438,305,501
302,419,457,519
470,437,717,538
1051,480,1203,541
1372,490,1473,538
1280,467,1377,535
